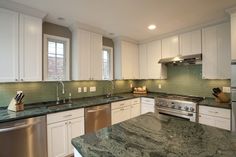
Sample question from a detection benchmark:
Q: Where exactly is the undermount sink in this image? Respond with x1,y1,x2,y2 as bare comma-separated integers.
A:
47,103,73,111
104,96,124,100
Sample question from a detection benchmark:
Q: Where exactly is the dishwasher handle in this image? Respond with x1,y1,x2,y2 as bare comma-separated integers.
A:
87,108,109,113
0,121,40,133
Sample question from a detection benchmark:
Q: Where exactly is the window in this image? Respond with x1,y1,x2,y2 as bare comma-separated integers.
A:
102,46,113,80
44,34,70,81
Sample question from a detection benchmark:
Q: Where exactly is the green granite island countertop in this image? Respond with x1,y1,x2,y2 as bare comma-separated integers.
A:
72,113,236,157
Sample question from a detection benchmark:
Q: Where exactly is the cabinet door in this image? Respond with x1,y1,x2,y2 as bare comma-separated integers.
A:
217,22,231,79
141,103,155,114
90,33,102,80
47,121,68,157
202,25,218,79
147,40,166,79
0,8,19,82
67,117,85,154
130,43,139,79
161,36,179,58
180,30,201,56
139,44,148,79
112,106,131,125
199,114,215,127
19,14,42,81
78,29,91,80
130,103,141,118
231,13,236,61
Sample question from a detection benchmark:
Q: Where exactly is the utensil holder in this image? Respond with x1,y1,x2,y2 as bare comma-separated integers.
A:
215,92,230,103
7,98,24,112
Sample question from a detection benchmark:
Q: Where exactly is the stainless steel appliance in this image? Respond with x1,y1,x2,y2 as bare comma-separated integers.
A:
85,104,111,134
0,116,47,157
231,62,236,131
155,95,203,122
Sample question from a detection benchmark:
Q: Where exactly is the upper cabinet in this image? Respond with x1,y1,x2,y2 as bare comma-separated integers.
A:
231,13,236,61
139,41,167,79
72,29,103,80
114,40,139,79
0,8,42,82
202,22,231,79
179,29,201,56
161,35,179,58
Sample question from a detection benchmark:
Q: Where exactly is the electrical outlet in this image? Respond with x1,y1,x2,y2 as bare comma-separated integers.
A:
78,87,82,93
223,87,231,93
90,86,96,92
158,84,162,89
83,87,87,92
130,84,133,88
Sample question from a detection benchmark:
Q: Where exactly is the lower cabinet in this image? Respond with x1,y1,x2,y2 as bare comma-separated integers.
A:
47,108,84,157
111,98,141,125
198,105,231,130
141,98,155,114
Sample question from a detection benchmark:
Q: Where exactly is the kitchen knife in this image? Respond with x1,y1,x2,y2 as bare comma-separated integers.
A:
15,94,19,100
212,93,218,98
19,94,24,103
16,93,22,103
216,88,222,93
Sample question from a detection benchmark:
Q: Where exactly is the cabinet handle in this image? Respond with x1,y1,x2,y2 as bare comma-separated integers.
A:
69,121,71,124
64,115,72,118
209,111,218,114
119,103,125,106
15,79,18,81
120,108,124,111
65,122,68,125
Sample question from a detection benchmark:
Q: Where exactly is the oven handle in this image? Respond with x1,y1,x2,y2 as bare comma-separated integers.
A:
157,108,194,117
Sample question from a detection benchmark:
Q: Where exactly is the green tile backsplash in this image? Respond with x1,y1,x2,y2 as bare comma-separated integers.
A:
0,64,230,107
0,80,136,107
138,64,230,97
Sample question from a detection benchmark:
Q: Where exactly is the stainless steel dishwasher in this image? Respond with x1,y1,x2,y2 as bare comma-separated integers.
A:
85,104,111,134
0,115,47,157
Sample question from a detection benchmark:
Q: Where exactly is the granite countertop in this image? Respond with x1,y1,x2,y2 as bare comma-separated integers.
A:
72,113,236,157
0,92,163,123
198,98,231,109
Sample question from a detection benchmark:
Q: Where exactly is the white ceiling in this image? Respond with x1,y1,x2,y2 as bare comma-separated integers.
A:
6,0,236,42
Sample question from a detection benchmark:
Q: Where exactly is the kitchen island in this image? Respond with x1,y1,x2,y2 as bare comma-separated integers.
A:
72,113,236,157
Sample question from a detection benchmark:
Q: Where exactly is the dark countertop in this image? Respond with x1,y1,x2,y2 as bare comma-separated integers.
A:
72,113,236,157
0,92,162,123
198,97,231,109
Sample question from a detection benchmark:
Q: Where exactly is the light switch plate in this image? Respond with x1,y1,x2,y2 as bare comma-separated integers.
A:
78,87,82,93
158,84,162,89
83,87,87,92
223,87,231,93
90,86,96,92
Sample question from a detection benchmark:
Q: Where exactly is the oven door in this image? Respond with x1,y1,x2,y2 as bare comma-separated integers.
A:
156,107,196,122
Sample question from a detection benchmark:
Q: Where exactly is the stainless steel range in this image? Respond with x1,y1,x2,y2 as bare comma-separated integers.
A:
155,95,203,122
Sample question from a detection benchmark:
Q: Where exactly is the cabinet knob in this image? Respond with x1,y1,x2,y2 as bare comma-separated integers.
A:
21,79,23,81
15,79,18,81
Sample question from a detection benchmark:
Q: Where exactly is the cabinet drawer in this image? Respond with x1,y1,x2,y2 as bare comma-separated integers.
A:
199,105,230,119
131,98,140,104
141,98,154,104
199,114,231,130
47,108,84,124
111,100,131,110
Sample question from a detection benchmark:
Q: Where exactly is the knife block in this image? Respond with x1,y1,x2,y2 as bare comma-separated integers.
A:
215,92,230,103
8,98,24,112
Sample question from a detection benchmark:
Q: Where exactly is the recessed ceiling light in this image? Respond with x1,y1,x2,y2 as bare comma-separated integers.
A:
148,24,156,30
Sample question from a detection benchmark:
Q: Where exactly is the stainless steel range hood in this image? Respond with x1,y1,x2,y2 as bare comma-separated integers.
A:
158,54,202,64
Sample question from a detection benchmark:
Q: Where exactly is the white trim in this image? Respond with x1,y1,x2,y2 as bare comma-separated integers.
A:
43,34,70,81
102,46,114,80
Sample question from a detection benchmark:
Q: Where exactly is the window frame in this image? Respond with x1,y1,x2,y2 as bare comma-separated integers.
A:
43,34,70,81
102,46,114,80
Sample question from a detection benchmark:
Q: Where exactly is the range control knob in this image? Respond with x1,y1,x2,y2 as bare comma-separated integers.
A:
178,106,182,110
189,107,194,112
171,105,175,109
184,106,189,111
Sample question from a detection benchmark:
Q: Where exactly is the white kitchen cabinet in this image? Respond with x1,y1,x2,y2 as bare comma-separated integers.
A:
141,98,155,114
112,106,131,125
114,40,139,79
202,22,231,79
147,40,167,79
0,8,19,82
0,8,42,82
161,36,179,58
47,108,84,157
231,13,236,61
138,44,148,79
72,29,103,80
198,105,231,130
19,14,42,81
130,98,141,118
179,29,201,56
138,42,167,79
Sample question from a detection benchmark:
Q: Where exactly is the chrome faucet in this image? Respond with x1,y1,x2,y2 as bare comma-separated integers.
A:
106,80,115,97
56,81,65,104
